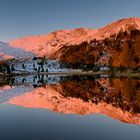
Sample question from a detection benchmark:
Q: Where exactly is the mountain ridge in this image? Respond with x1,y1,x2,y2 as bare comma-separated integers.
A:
9,17,140,58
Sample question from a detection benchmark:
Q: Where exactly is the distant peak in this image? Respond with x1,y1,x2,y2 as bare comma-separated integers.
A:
114,17,140,23
96,17,140,38
111,17,140,29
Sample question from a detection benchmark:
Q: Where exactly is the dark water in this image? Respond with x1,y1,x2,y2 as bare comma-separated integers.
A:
0,75,140,140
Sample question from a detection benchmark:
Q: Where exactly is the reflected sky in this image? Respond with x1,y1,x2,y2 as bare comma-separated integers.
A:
0,104,140,140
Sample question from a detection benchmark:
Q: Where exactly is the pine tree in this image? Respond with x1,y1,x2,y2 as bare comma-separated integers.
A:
11,64,15,71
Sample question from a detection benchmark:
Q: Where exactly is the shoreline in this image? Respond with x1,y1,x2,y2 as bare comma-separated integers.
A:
0,71,140,78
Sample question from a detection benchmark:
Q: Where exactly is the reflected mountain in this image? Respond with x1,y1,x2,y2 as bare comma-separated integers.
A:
0,75,140,125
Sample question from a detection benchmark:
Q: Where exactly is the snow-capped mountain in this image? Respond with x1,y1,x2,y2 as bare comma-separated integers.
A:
9,28,95,58
0,41,34,60
96,17,140,38
0,17,140,71
9,17,140,58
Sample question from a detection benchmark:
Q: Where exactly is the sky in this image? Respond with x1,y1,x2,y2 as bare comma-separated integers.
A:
0,0,140,41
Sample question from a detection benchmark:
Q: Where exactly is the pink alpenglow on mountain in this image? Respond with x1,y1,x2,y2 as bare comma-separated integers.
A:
9,17,140,57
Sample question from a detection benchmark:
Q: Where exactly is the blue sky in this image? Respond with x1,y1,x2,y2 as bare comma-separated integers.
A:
0,0,140,41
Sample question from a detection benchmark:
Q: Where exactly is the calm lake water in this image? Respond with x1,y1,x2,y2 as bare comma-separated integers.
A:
0,75,140,140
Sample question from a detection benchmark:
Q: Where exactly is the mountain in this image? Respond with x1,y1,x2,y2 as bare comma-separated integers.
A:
10,28,95,58
96,17,140,38
8,17,140,68
0,41,34,60
9,17,140,55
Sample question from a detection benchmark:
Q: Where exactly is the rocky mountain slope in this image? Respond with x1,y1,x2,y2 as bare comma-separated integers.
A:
59,28,140,69
9,17,140,69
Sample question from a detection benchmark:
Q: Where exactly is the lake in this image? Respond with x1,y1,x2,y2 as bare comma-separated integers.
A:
0,75,140,140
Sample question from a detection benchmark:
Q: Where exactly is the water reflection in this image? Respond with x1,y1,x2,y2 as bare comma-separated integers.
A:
0,75,140,124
